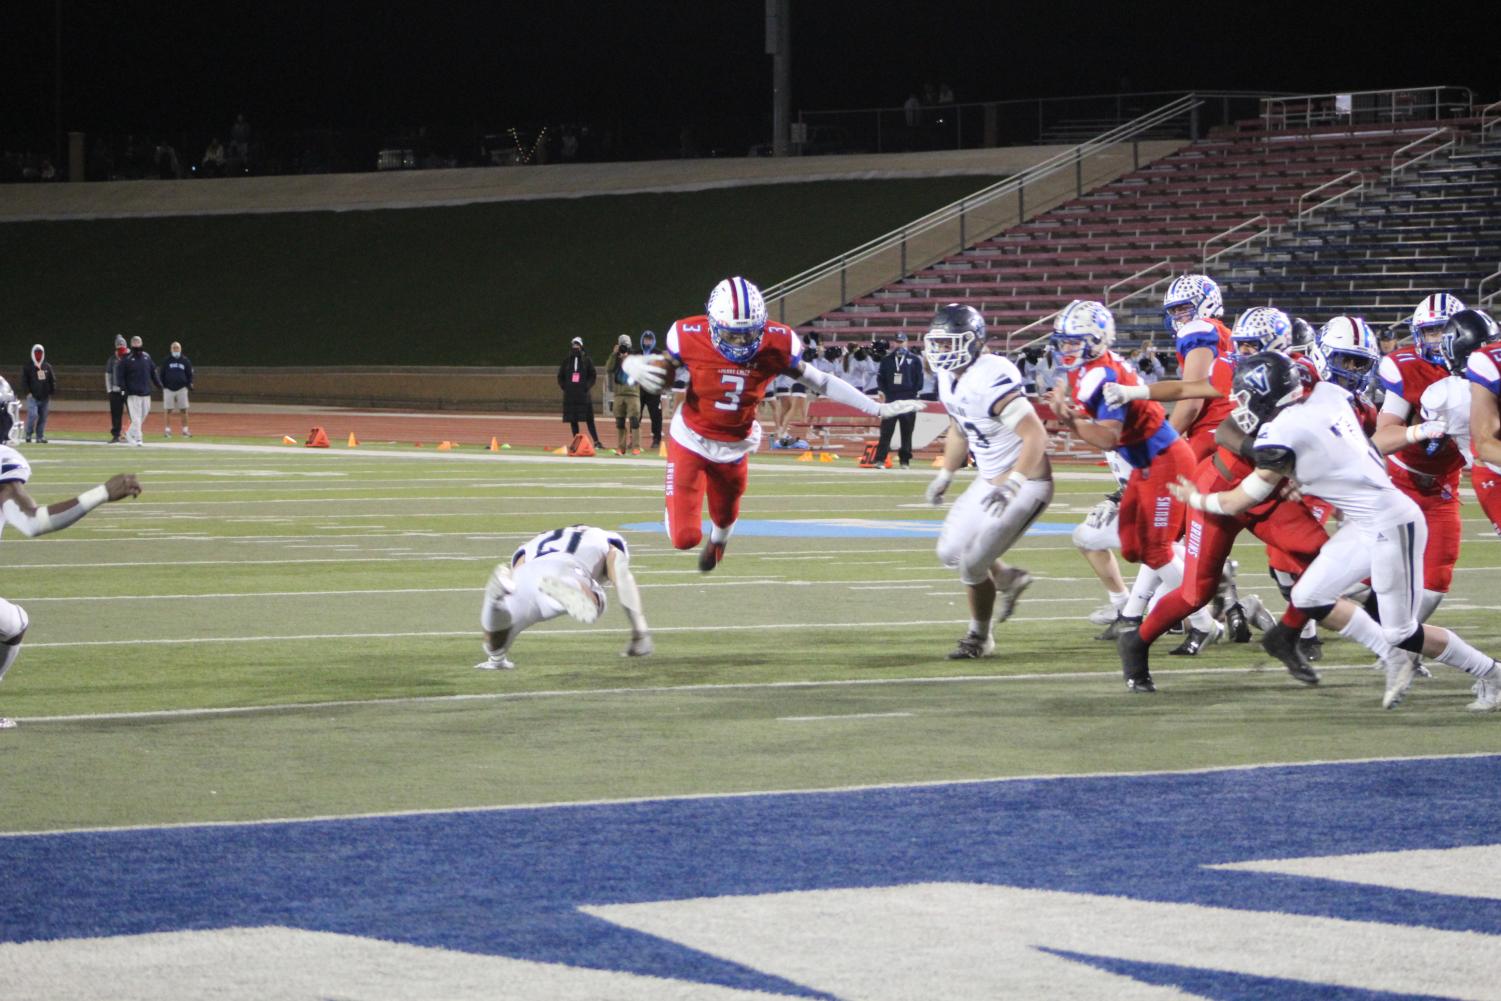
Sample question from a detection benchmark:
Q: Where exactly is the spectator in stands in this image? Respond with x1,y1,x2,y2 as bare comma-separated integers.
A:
846,343,878,397
1132,340,1162,384
118,336,161,446
872,333,924,469
201,138,226,177
904,93,921,127
605,333,642,454
1017,350,1039,392
638,330,663,450
20,344,56,444
105,335,127,442
558,336,602,449
1035,349,1060,397
1379,322,1405,355
158,341,194,438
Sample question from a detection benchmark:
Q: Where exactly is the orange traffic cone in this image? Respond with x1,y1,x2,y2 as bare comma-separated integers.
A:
347,432,359,448
489,436,500,452
567,433,596,457
819,452,836,463
436,441,453,451
551,445,568,455
281,435,297,445
797,451,814,462
305,427,330,448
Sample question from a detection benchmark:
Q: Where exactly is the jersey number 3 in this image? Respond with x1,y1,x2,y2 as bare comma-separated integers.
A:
714,374,746,412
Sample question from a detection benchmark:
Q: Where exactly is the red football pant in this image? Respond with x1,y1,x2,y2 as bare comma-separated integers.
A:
1186,425,1218,463
1387,466,1462,593
1140,459,1330,645
1118,438,1195,570
664,437,748,550
1473,465,1501,534
1265,494,1335,577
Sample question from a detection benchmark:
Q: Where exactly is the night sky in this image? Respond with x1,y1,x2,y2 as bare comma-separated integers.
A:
3,1,1498,140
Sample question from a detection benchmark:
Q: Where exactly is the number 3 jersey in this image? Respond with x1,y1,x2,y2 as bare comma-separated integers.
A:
1252,381,1420,533
665,317,800,458
511,525,627,583
937,354,1028,480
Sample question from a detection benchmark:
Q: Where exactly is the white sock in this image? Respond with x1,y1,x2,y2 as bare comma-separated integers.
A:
1339,609,1396,658
0,641,20,684
1108,589,1129,611
970,618,988,640
1300,620,1318,640
1156,557,1185,594
1435,631,1497,677
710,522,734,545
1188,606,1217,632
1419,588,1444,623
1123,565,1162,618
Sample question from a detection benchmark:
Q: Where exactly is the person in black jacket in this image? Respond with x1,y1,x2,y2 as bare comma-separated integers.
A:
557,337,602,448
105,335,128,442
118,336,162,446
20,344,56,444
158,341,194,438
871,333,925,468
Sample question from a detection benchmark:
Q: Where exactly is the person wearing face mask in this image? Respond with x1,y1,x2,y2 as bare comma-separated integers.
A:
118,336,162,446
158,341,195,439
637,330,664,450
20,344,56,445
556,336,602,450
105,335,128,443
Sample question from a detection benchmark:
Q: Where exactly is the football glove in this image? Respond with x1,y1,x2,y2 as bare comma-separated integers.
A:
1406,420,1447,444
1084,496,1118,529
877,399,923,419
1102,382,1151,408
981,472,1028,517
621,354,667,393
925,469,954,506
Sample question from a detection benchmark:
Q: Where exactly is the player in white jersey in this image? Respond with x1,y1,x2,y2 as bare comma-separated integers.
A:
922,305,1054,659
0,398,142,728
476,524,652,670
1167,352,1500,711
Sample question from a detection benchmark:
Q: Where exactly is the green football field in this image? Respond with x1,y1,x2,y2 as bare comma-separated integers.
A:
4,440,1500,835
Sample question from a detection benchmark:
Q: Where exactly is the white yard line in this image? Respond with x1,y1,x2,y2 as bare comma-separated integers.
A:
778,712,916,722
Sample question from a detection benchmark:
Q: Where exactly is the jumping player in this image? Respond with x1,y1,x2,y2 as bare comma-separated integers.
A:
922,304,1053,659
624,276,921,571
477,524,652,670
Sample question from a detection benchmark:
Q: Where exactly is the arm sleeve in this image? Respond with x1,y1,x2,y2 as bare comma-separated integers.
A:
798,363,880,415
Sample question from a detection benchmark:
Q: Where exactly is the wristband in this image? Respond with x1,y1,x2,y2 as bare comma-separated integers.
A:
1005,470,1028,489
1187,490,1225,515
78,485,110,512
1406,424,1422,444
1117,383,1151,402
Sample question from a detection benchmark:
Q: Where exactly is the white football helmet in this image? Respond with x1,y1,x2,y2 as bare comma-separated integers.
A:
923,303,987,372
705,277,768,364
1317,316,1380,394
1050,300,1115,371
1162,274,1224,333
1409,292,1466,365
1231,306,1293,356
0,378,20,446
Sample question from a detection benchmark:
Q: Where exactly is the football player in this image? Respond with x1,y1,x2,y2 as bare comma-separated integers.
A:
623,277,921,572
477,524,652,670
922,304,1053,659
1162,274,1236,460
1425,309,1501,531
0,378,142,729
1046,300,1203,687
1168,352,1500,711
1370,294,1470,626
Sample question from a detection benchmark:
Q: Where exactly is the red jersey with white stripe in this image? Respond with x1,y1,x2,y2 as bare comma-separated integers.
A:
1175,318,1235,439
1377,347,1464,490
665,317,801,442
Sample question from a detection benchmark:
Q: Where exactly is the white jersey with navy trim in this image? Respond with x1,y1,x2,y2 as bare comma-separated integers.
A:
938,354,1028,480
511,525,626,582
1419,375,1494,473
0,446,31,488
1253,381,1420,533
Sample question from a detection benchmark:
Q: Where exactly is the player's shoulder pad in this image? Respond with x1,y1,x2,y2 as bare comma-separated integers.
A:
1250,427,1296,470
1376,353,1404,393
0,445,31,486
1175,319,1220,356
1075,364,1116,404
1467,348,1501,391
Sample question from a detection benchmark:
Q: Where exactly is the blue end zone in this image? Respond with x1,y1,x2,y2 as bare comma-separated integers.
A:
5,756,1501,995
620,518,1078,538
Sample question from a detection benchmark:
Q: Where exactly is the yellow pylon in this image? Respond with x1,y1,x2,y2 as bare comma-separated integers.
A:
281,435,297,445
819,452,836,463
797,451,813,462
437,441,453,451
347,432,359,448
489,436,500,452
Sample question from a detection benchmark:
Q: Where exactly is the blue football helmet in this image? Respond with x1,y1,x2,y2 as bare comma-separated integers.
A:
1050,300,1115,371
1231,306,1293,356
1409,293,1465,366
706,277,767,364
1162,273,1224,334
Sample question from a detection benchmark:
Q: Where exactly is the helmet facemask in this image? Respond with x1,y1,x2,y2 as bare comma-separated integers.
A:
923,329,977,372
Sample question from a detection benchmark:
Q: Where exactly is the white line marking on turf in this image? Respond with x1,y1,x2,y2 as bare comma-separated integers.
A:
6,750,1496,840
777,712,915,722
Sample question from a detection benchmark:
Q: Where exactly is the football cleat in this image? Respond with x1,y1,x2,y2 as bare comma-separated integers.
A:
947,631,996,659
1125,674,1157,694
698,539,726,573
1298,635,1324,662
0,716,16,729
1262,623,1320,685
475,655,516,671
538,571,606,624
1117,627,1152,690
1169,619,1223,656
1088,602,1121,626
993,569,1032,624
623,633,655,658
1467,672,1501,712
1095,613,1141,641
1382,651,1418,709
1239,593,1276,632
1224,603,1252,644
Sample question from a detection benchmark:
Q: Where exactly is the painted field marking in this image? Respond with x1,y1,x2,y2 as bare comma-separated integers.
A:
777,712,915,722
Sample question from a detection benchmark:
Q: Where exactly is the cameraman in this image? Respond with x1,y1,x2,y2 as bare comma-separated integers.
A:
604,333,642,454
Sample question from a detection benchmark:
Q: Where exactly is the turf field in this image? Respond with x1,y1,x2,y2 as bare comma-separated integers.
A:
4,439,1500,998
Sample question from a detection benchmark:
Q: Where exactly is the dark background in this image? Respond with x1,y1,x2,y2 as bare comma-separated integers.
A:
3,1,1497,144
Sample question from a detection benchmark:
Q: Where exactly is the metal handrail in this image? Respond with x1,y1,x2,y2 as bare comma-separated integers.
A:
1389,128,1454,178
1480,100,1501,140
1295,170,1363,229
1201,215,1269,267
1261,85,1475,130
1105,260,1174,308
763,94,1203,316
1479,265,1501,308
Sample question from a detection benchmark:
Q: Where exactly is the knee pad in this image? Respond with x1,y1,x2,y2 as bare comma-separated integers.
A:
0,601,28,642
1294,602,1336,622
1389,624,1426,653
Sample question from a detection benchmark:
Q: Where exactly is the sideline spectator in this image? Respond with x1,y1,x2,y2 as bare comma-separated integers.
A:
20,344,56,444
159,341,194,438
557,336,601,448
105,335,128,442
604,333,642,454
201,138,226,177
638,330,663,450
1132,340,1162,384
118,336,161,446
846,343,878,397
872,333,924,469
904,93,921,127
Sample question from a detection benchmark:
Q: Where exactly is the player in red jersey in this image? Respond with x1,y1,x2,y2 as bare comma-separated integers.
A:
1161,274,1236,460
1046,300,1197,690
1372,293,1469,622
624,277,921,572
1463,311,1501,532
